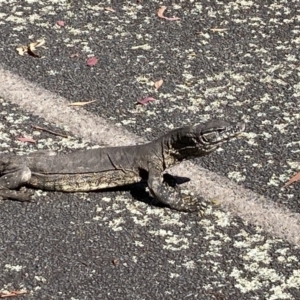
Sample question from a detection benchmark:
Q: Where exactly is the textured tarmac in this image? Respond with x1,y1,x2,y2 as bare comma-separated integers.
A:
0,0,300,299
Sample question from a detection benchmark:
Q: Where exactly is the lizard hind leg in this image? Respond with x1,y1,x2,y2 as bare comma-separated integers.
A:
0,164,31,189
0,164,33,201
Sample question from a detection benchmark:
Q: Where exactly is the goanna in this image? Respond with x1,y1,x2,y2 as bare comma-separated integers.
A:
0,119,245,212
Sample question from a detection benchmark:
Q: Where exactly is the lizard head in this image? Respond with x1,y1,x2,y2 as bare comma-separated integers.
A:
163,119,245,164
196,119,245,153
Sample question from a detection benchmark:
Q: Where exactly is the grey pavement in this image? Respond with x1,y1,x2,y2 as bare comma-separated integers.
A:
0,0,300,299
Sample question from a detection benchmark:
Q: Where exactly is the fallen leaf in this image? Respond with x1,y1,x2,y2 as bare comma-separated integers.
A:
29,38,45,50
284,172,300,187
28,38,45,57
17,137,36,143
69,100,96,106
57,20,65,27
157,6,180,21
16,45,28,56
112,259,119,266
157,6,167,18
70,52,80,58
86,57,98,66
104,7,116,12
16,38,45,57
31,125,68,138
210,28,228,32
136,97,156,105
154,79,163,90
27,47,40,58
0,290,27,298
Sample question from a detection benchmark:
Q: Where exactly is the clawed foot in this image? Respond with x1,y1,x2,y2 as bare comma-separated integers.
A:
148,175,208,214
171,188,208,214
0,188,34,202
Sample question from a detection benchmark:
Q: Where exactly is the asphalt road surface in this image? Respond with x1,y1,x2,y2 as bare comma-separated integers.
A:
0,1,300,299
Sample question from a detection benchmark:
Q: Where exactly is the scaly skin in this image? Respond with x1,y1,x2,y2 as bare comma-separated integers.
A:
0,119,245,212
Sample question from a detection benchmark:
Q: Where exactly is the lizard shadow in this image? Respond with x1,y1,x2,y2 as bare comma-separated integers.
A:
93,173,191,210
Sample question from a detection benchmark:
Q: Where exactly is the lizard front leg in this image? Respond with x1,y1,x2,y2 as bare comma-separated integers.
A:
147,169,207,213
0,161,34,201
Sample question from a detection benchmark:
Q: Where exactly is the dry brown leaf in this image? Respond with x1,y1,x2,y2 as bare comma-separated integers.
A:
28,41,43,57
31,125,68,138
0,290,27,298
70,52,80,58
16,45,28,56
284,172,300,187
210,28,228,32
157,6,167,18
27,47,40,58
157,6,180,21
17,137,36,143
16,38,45,57
69,100,96,106
136,97,156,105
29,38,45,51
154,79,163,90
104,7,116,12
112,259,119,266
57,20,65,27
86,57,98,66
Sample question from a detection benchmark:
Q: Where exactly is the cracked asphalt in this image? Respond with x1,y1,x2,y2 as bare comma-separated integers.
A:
0,0,300,299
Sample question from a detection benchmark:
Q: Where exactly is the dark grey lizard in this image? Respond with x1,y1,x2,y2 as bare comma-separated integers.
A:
0,119,245,212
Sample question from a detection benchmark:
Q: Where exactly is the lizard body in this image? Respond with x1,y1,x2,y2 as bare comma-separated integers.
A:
0,119,245,211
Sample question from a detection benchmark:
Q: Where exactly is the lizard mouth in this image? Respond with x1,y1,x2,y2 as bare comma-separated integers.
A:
201,122,245,145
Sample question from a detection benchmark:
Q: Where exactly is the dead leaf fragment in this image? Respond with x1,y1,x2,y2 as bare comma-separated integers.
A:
16,38,45,58
86,57,98,66
104,7,116,12
0,290,27,298
31,125,68,138
284,172,300,187
112,259,119,266
157,6,180,21
210,28,228,32
136,97,156,105
157,6,167,18
16,45,28,56
70,52,80,58
69,100,96,106
154,79,163,90
29,38,45,51
27,47,40,58
57,20,65,27
17,137,36,143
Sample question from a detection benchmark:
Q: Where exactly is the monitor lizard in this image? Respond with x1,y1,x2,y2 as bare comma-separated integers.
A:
0,119,245,212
